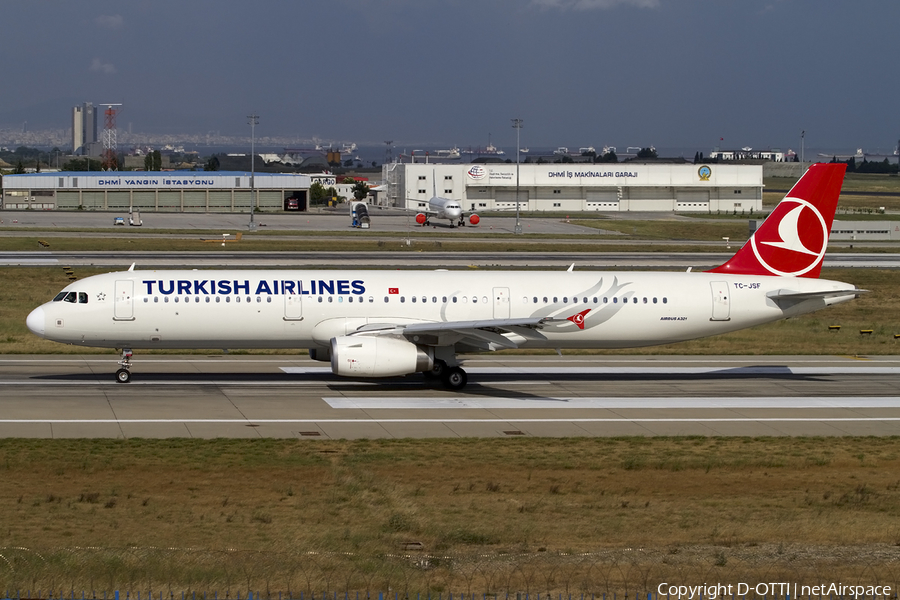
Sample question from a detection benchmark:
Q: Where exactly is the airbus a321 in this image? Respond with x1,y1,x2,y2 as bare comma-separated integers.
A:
27,163,860,390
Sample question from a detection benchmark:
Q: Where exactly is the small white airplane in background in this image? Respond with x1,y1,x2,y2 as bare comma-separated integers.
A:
27,164,860,390
414,195,480,228
411,172,480,227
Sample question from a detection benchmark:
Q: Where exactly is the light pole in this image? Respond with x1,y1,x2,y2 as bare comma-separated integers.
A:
511,118,523,234
800,130,805,165
248,113,259,230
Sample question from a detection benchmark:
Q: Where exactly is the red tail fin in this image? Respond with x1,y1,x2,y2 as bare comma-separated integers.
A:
708,163,846,278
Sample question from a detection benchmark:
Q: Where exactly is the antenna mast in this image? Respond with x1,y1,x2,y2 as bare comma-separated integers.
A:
100,103,123,170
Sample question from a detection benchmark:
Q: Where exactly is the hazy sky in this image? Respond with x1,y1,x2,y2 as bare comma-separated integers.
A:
2,0,898,152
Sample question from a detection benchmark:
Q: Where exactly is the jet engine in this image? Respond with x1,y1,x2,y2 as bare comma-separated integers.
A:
330,336,433,378
468,214,480,225
415,213,428,225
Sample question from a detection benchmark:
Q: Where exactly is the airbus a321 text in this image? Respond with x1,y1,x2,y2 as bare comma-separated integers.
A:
27,164,861,389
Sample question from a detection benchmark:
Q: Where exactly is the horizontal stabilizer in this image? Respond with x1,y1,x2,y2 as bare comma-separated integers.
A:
766,288,867,301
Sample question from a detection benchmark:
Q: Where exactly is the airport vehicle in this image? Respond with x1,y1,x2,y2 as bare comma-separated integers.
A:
26,164,860,389
113,217,125,226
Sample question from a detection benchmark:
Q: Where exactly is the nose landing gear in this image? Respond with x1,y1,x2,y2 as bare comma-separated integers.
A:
116,348,133,383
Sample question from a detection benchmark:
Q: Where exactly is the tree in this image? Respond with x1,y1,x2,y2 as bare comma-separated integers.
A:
351,180,370,202
637,147,658,159
14,160,25,174
205,155,220,171
309,181,329,206
597,151,618,163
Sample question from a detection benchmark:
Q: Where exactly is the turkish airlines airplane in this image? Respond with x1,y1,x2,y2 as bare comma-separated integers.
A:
27,163,860,389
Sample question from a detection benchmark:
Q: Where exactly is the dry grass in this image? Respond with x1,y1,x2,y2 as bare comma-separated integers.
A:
1,438,899,593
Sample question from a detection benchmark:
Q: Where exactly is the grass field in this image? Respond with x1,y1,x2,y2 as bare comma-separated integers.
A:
1,437,899,594
1,266,896,356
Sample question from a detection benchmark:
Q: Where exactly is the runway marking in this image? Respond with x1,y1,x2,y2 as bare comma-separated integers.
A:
324,397,900,409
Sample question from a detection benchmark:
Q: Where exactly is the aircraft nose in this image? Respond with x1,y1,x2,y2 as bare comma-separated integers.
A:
448,208,461,219
26,306,46,337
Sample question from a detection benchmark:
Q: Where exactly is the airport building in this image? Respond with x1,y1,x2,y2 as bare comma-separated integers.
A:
1,171,316,212
383,162,763,213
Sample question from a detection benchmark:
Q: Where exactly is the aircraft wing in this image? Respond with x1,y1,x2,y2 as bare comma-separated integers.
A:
351,317,563,351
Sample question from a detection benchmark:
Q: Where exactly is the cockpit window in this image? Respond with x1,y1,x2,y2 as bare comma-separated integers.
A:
63,292,77,303
78,292,88,304
53,292,67,302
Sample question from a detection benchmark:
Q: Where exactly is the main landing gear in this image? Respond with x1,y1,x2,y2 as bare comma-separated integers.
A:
115,348,133,383
424,359,468,390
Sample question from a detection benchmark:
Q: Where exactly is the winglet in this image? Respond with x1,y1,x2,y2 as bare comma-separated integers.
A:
708,163,846,278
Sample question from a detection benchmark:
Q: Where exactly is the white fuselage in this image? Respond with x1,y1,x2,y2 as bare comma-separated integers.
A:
27,268,857,351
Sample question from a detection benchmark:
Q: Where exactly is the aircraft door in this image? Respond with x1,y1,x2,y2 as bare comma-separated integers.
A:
493,287,510,319
710,281,730,321
284,293,303,321
114,280,135,321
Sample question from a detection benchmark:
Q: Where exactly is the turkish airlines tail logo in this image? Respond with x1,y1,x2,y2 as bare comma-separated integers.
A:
567,309,591,329
708,163,846,279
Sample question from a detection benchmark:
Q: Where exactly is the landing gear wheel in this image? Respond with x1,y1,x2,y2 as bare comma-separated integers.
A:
115,368,131,384
442,366,468,390
424,359,447,380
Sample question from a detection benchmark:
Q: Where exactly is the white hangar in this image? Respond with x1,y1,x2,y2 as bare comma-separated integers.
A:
383,162,763,213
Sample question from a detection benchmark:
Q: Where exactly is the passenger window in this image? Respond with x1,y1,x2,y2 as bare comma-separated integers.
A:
266,297,271,303
184,297,189,303
154,297,159,303
543,297,548,303
401,297,406,303
593,297,598,304
603,297,608,304
432,296,437,303
384,296,389,302
653,298,657,304
78,292,88,304
643,297,648,304
225,297,230,303
563,297,568,304
328,297,333,303
165,297,169,303
412,297,417,303
256,297,261,303
369,296,374,303
472,297,478,304
663,297,668,304
583,297,588,303
533,297,538,303
613,298,617,304
453,297,458,303
553,297,558,303
318,297,323,303
633,297,637,304
482,296,487,304
216,297,221,303
442,296,447,303
143,298,148,303
235,297,239,303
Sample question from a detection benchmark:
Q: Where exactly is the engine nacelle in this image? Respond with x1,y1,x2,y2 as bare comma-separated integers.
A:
331,336,433,378
468,213,480,225
309,347,332,362
415,213,427,225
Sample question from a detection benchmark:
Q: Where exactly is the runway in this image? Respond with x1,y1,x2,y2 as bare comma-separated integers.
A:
1,354,898,438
